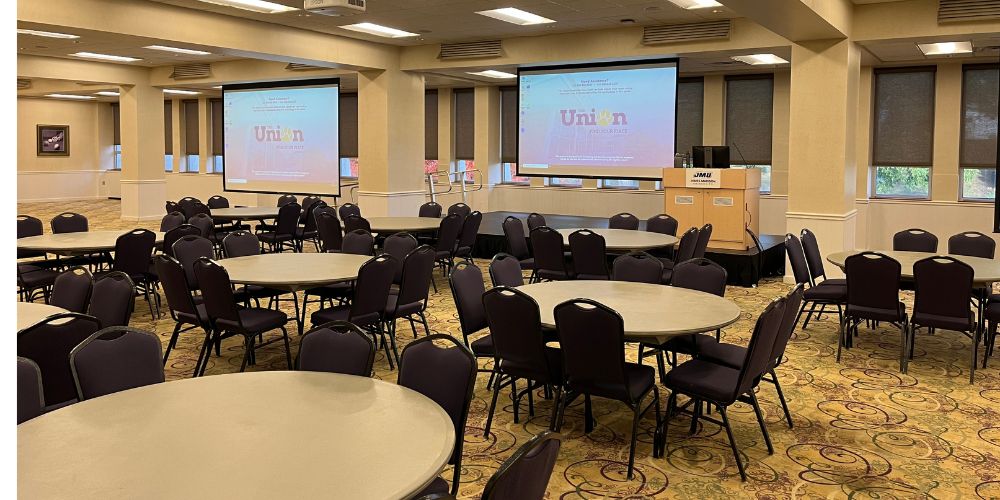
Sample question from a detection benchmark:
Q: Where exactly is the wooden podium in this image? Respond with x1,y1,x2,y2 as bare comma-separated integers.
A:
662,168,760,251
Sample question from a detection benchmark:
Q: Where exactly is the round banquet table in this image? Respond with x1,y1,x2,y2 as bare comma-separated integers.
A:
17,371,455,500
366,216,442,233
826,250,1000,285
517,280,741,344
556,228,678,252
209,206,280,220
16,230,164,255
17,302,68,331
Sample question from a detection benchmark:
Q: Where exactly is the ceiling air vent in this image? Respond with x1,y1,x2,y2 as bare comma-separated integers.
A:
939,0,1000,22
17,79,31,90
439,40,502,60
170,63,212,80
285,63,328,71
642,20,731,45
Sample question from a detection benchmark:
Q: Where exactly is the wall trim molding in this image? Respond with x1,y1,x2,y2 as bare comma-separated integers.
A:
785,209,858,221
856,197,993,209
18,195,105,203
119,179,168,185
356,190,426,198
18,169,106,175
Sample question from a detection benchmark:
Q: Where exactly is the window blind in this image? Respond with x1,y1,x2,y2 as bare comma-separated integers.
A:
500,86,517,163
339,93,358,158
676,77,704,158
111,103,120,146
454,88,475,160
183,100,199,155
872,67,936,166
425,90,438,160
210,98,223,156
961,64,999,168
164,101,172,155
725,75,773,165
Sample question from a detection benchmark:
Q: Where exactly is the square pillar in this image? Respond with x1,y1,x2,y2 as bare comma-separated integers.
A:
119,83,166,222
170,99,182,173
474,86,501,189
198,97,212,174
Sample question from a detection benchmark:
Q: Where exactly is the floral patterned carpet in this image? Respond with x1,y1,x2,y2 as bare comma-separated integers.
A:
18,199,1000,499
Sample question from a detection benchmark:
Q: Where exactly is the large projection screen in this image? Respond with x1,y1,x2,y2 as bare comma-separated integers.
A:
222,78,341,196
517,59,678,180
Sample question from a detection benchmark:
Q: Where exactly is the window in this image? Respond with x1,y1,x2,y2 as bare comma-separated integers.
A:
113,144,122,170
164,154,173,172
426,90,438,163
871,67,936,198
110,103,121,170
456,159,475,182
182,99,199,172
499,86,529,184
547,177,582,188
340,157,359,179
424,159,439,175
186,155,200,173
726,75,773,193
676,77,704,159
501,163,529,184
731,165,771,194
164,101,173,172
209,99,223,173
454,89,475,161
601,179,639,189
960,64,998,201
340,93,358,167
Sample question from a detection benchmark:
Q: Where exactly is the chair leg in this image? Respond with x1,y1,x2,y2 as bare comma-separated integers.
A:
387,321,401,368
769,369,793,429
163,323,183,365
971,326,979,384
793,302,807,330
483,373,504,438
655,350,667,384
659,391,676,458
984,320,997,368
749,391,773,454
718,406,747,481
899,320,908,374
836,317,845,362
239,335,255,372
688,398,700,435
419,312,431,337
802,302,817,329
626,403,642,480
280,326,293,370
193,328,214,377
548,385,562,432
584,394,594,433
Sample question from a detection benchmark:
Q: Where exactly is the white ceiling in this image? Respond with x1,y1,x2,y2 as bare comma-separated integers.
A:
860,33,1000,63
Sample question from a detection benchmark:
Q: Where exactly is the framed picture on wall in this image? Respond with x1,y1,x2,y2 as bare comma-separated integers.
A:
37,125,70,156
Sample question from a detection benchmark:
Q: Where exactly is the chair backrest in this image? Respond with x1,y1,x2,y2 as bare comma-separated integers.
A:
481,431,561,500
277,194,297,207
397,334,477,467
396,245,437,308
784,234,812,287
113,229,156,276
948,231,996,259
529,226,568,276
89,272,136,328
483,287,551,381
448,202,471,218
845,252,903,314
456,211,483,250
384,232,419,283
893,228,938,253
222,231,261,258
18,313,102,406
568,229,608,278
526,213,546,231
608,212,639,230
489,253,525,288
646,214,678,236
693,223,713,258
159,212,188,233
300,195,321,223
434,214,464,253
554,299,633,401
17,215,44,259
274,202,302,235
17,357,45,424
193,257,242,326
70,326,164,401
674,227,699,263
799,228,828,282
297,321,375,376
207,195,230,209
671,258,727,297
300,200,323,233
611,251,663,284
163,224,201,258
349,255,398,325
187,213,214,239
419,201,443,218
182,201,211,220
449,262,489,343
153,255,199,318
344,215,372,234
768,284,804,370
502,216,530,260
165,201,179,215
316,211,343,252
177,197,201,216
342,229,375,256
172,235,215,288
50,267,94,313
913,256,974,324
51,212,88,234
734,297,786,397
338,202,361,219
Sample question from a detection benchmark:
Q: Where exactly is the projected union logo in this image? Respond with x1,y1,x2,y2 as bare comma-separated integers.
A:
254,126,305,142
559,109,628,127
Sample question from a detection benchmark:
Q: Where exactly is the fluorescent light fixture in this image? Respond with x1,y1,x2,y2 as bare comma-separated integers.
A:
339,23,418,38
71,52,142,63
666,0,723,9
212,86,223,89
144,45,212,56
731,53,789,65
17,29,80,39
46,94,96,100
917,41,973,56
196,0,297,13
467,70,516,79
162,89,201,95
94,91,120,97
476,7,555,25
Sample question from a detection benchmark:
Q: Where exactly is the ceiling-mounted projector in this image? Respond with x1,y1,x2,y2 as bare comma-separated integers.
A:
304,0,366,16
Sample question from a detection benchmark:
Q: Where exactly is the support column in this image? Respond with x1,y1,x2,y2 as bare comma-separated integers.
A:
171,99,182,173
198,97,212,174
932,63,962,201
119,83,166,222
437,87,454,174
474,86,500,208
786,39,861,277
703,75,726,145
357,69,426,216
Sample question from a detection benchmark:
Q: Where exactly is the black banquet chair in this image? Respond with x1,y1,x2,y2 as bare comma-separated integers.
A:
384,245,436,342
786,233,845,329
297,320,376,377
159,212,186,233
479,431,561,500
449,262,495,374
949,231,996,259
611,251,663,284
102,229,158,318
155,254,211,372
51,212,88,234
162,224,201,258
18,215,45,258
526,213,546,231
338,202,361,220
18,313,102,409
800,228,845,288
489,253,525,288
646,214,678,236
910,256,978,382
258,202,301,253
893,228,938,253
530,226,573,281
419,201,443,218
344,214,372,234
433,214,464,277
88,272,136,328
17,357,45,424
692,223,712,259
568,229,609,280
453,211,483,265
342,229,376,255
69,326,165,401
383,232,419,285
838,252,908,373
316,211,343,253
447,202,471,218
661,226,698,284
502,216,534,277
49,267,93,314
609,212,639,230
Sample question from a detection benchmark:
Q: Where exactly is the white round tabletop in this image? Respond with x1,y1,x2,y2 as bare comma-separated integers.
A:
826,250,1000,284
556,228,678,251
17,372,455,500
16,230,164,254
517,280,741,344
17,302,68,331
367,217,442,233
220,252,372,291
210,206,280,220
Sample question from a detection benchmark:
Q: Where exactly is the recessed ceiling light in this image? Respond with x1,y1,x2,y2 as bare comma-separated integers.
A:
620,18,637,25
196,0,297,14
212,86,223,89
339,23,418,38
163,89,201,95
917,41,973,56
144,45,212,56
731,53,789,65
94,91,120,97
71,52,142,63
46,94,96,100
666,0,723,9
467,70,517,79
17,29,80,39
476,7,555,25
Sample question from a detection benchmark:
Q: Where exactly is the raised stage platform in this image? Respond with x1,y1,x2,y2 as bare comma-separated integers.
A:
473,211,785,287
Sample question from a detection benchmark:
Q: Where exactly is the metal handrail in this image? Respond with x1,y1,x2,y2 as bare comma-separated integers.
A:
425,167,483,203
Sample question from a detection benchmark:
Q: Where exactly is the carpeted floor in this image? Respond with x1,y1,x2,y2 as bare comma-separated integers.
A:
18,199,1000,499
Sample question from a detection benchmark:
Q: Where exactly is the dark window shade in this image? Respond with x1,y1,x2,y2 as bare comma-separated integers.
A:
183,100,199,155
164,101,172,155
676,77,704,157
454,88,475,160
340,93,358,158
111,103,120,146
210,98,223,156
425,90,438,160
725,75,773,165
961,64,999,168
872,67,936,166
500,86,517,163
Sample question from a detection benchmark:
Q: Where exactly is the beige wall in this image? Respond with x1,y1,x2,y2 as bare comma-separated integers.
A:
17,97,107,172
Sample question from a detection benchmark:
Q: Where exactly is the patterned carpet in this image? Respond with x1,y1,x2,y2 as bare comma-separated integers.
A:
18,199,1000,499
